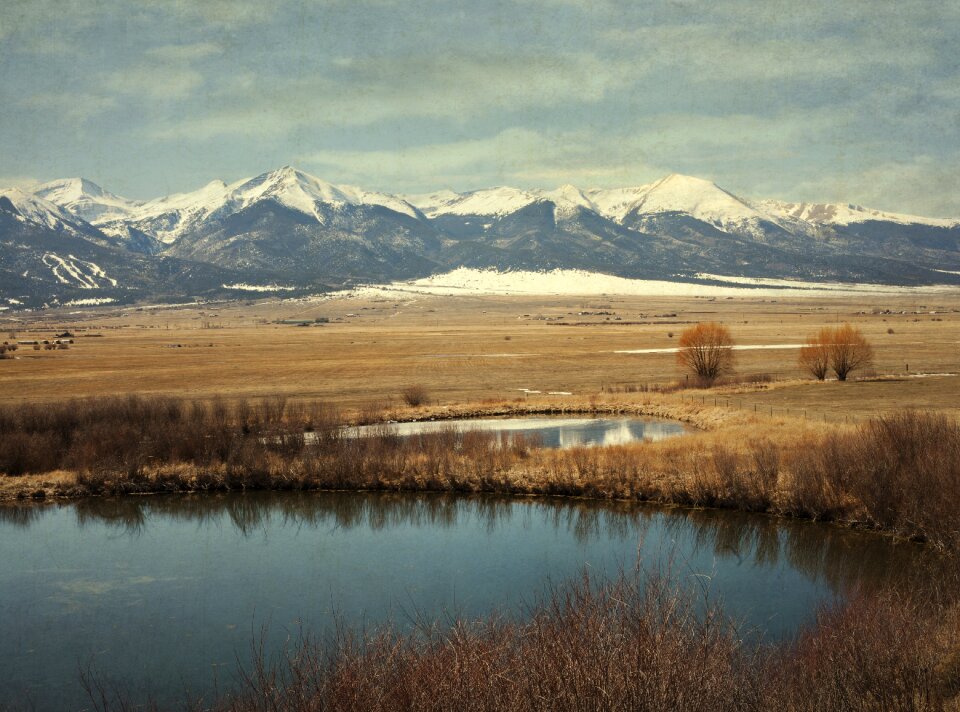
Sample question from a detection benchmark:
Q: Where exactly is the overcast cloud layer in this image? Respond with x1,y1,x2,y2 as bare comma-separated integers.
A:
1,0,958,216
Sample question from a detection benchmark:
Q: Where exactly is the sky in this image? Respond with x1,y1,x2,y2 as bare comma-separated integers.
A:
1,0,958,216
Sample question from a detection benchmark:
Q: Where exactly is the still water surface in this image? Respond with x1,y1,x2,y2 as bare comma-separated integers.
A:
0,492,929,710
342,416,691,448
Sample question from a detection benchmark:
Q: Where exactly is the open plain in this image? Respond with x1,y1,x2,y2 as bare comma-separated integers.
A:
2,289,959,420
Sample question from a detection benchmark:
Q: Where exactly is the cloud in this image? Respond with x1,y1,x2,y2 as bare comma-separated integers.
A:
298,106,841,190
1,0,277,39
148,51,636,139
0,0,97,39
102,43,222,101
0,175,40,191
603,24,936,84
103,66,205,101
1,0,958,216
135,0,281,26
791,156,960,218
303,129,556,187
301,127,664,192
145,42,222,62
18,92,118,121
297,106,866,195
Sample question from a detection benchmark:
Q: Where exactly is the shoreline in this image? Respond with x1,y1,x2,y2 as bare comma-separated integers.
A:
1,396,956,551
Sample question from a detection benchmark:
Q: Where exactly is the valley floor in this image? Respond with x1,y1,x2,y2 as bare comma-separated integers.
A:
2,289,960,418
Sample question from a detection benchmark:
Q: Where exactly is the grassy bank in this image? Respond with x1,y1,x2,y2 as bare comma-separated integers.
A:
2,396,960,551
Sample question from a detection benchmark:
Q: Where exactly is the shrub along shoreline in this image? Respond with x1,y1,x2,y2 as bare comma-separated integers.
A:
1,395,959,552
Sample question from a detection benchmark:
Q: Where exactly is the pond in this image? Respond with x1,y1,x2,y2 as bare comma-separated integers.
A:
0,492,932,710
340,415,692,448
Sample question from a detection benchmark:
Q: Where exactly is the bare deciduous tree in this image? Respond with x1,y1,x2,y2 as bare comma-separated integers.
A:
799,324,874,381
799,328,832,380
830,324,874,381
676,322,734,386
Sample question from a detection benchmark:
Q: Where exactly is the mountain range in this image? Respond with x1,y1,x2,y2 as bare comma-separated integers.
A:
3,166,959,309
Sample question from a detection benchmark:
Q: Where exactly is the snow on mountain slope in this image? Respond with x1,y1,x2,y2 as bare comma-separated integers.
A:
588,174,783,231
412,186,542,218
407,172,959,236
410,184,600,219
542,184,597,217
111,166,422,243
41,252,118,289
756,199,960,228
227,167,421,220
0,188,102,238
402,189,462,214
25,167,960,252
110,179,232,243
33,178,141,223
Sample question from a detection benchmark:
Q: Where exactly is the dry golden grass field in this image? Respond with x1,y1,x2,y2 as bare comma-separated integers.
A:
2,289,959,419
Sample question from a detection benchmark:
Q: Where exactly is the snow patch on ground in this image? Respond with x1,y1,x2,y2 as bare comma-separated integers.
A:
690,273,937,293
615,344,805,355
222,283,296,292
64,297,117,306
41,253,117,289
317,268,960,299
132,301,204,310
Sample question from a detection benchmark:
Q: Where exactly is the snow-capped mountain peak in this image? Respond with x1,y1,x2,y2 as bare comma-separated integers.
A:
228,166,343,219
756,199,960,228
33,177,141,224
413,186,541,218
38,177,106,199
6,166,960,310
585,173,788,238
413,183,602,219
22,167,960,252
227,166,420,220
0,187,100,238
84,167,423,244
624,174,750,220
402,189,461,213
543,184,597,215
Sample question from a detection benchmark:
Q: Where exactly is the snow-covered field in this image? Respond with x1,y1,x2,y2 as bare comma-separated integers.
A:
63,297,116,306
615,344,805,355
222,283,296,292
319,268,960,300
